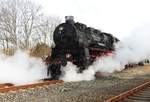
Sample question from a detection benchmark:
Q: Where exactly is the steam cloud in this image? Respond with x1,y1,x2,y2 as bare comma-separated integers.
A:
61,24,150,82
0,50,47,85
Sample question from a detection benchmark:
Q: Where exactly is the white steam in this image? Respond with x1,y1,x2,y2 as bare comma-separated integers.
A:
0,50,47,85
61,62,95,81
62,24,150,82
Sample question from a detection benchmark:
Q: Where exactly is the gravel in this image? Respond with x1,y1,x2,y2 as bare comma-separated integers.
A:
0,65,149,102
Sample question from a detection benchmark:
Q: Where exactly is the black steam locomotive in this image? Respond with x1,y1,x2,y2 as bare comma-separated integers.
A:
46,16,119,79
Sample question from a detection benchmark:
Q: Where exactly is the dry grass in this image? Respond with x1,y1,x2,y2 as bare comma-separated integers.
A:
112,65,150,79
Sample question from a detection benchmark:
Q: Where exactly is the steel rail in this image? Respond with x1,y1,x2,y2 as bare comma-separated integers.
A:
105,80,150,102
0,80,63,93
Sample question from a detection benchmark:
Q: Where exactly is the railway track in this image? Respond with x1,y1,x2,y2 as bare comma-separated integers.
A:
105,80,150,102
123,86,150,102
0,80,63,93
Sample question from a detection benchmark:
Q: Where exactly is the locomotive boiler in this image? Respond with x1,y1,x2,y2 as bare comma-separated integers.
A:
46,16,119,80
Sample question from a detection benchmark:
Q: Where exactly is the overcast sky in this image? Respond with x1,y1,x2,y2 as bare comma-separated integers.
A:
33,0,150,39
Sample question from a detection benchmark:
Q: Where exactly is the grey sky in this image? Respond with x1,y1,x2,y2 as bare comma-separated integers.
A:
33,0,150,39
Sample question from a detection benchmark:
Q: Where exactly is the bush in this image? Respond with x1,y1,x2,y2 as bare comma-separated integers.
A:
30,43,51,59
2,48,16,56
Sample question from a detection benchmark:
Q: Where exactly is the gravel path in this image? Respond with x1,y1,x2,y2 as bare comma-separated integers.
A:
0,65,150,102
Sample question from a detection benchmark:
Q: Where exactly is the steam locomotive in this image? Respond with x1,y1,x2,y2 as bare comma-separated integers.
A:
46,16,119,80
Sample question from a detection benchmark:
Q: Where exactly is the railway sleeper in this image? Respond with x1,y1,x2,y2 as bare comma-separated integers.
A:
123,98,150,102
128,96,150,100
134,94,150,98
137,92,150,95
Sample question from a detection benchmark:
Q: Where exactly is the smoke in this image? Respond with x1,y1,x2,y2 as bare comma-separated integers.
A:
0,50,47,85
61,24,150,82
119,24,150,63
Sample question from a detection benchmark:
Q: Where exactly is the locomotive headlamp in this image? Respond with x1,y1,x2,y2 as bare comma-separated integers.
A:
58,26,63,34
59,27,63,31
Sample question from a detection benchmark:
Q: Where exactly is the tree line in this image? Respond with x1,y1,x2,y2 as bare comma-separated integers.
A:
0,0,61,55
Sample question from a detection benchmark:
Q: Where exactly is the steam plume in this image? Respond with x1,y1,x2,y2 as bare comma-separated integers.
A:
0,50,47,85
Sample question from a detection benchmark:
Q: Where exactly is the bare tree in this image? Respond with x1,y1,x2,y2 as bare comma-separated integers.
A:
17,0,43,49
0,0,61,53
35,16,61,46
0,0,18,50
